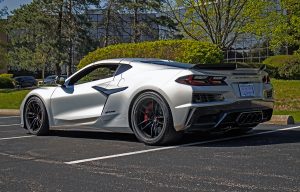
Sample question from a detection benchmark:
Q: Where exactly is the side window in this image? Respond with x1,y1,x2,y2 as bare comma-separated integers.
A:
69,64,119,85
115,64,132,76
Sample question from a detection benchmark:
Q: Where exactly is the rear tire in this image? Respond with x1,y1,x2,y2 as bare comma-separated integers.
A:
24,96,49,136
130,92,181,145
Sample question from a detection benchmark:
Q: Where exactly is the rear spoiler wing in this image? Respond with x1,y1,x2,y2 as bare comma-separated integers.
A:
191,63,266,71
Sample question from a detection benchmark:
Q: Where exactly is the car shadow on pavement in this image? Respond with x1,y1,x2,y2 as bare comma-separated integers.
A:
49,130,139,143
180,129,300,147
47,128,300,147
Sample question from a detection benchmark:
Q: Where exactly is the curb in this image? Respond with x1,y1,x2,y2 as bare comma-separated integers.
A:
0,109,20,116
0,110,296,125
264,115,295,125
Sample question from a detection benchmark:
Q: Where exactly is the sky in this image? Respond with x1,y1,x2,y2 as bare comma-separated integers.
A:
1,0,32,14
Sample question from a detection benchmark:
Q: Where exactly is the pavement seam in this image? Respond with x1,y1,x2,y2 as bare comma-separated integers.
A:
0,124,20,127
0,135,34,141
0,116,20,119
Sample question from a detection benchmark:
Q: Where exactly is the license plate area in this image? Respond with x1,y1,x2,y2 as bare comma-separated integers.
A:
239,83,255,97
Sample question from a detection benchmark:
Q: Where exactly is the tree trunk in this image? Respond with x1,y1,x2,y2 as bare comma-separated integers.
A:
132,0,139,43
67,0,73,76
104,1,112,47
55,63,61,76
42,62,45,85
68,40,72,76
56,0,63,76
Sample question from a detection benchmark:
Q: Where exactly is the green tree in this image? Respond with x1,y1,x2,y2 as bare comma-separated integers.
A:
268,0,300,53
57,0,99,75
166,0,277,50
7,0,98,76
0,0,8,71
7,1,60,78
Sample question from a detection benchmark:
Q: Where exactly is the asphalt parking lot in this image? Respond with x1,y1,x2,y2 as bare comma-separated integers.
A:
0,116,299,192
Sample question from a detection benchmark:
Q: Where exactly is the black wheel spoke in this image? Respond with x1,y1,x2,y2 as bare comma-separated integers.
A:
37,119,42,128
26,112,35,119
150,122,155,137
138,109,146,115
25,99,44,132
141,121,152,130
30,118,38,130
138,119,149,126
135,97,165,139
28,103,34,112
24,97,49,136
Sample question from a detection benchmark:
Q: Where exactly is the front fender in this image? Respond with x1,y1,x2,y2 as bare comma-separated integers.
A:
20,87,57,128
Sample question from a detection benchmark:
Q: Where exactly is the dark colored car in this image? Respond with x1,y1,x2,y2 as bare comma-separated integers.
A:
43,75,67,85
14,76,37,88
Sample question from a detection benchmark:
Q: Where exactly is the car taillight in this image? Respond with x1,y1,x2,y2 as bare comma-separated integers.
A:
175,75,227,86
262,75,270,84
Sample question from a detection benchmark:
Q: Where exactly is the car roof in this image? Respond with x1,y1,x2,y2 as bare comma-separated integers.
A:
45,75,56,78
14,76,35,79
89,58,194,69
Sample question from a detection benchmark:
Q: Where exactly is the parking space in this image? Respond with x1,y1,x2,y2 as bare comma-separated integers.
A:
0,117,28,139
0,116,299,191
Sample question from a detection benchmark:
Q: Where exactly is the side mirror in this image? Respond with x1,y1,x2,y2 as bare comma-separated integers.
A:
55,76,66,86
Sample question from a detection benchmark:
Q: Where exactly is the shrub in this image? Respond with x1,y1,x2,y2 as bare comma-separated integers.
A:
263,55,300,79
78,40,223,69
0,73,13,78
278,59,300,80
0,77,15,89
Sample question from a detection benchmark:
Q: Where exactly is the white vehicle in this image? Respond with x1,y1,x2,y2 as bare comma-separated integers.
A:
20,58,274,145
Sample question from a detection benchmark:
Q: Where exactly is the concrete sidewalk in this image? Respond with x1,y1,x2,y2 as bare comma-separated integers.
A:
0,109,20,116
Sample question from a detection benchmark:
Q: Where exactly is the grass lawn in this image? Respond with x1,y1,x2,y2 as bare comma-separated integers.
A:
0,89,31,109
0,79,299,122
272,79,300,122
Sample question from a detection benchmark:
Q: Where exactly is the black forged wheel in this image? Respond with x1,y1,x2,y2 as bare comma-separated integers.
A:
24,96,49,135
131,92,181,145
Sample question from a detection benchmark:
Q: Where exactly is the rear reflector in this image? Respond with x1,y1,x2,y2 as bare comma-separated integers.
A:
192,93,224,103
262,75,270,84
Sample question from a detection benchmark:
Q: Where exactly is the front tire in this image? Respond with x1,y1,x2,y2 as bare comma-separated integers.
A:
24,96,49,135
130,92,181,145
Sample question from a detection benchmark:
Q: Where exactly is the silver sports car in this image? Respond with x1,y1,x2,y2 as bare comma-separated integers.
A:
20,58,274,145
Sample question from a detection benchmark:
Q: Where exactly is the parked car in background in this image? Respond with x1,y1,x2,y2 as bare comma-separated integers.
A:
43,75,57,85
14,76,37,88
40,75,68,85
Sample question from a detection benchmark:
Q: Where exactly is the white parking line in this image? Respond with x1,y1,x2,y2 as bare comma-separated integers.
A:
0,116,20,119
0,135,34,141
65,125,300,165
0,124,20,127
